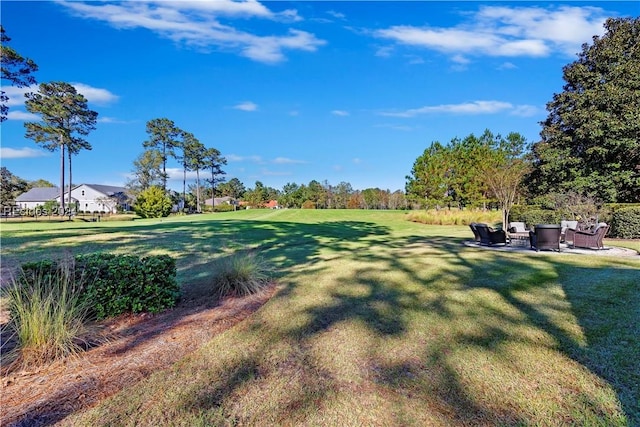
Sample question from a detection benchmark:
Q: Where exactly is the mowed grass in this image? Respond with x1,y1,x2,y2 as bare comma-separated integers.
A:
1,210,639,426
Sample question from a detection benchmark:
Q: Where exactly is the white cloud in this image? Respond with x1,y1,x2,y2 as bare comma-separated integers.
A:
97,116,127,124
233,101,258,112
510,105,539,117
72,83,119,105
273,157,306,164
59,1,323,64
451,54,470,64
6,110,39,121
331,110,349,116
375,46,394,58
498,61,518,70
327,10,346,20
379,100,537,117
3,86,32,106
165,167,200,181
3,83,118,108
405,55,425,65
227,154,264,163
0,147,50,159
373,5,608,59
261,168,292,177
374,123,415,132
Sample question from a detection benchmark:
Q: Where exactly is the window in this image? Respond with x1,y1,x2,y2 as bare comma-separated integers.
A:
81,190,85,196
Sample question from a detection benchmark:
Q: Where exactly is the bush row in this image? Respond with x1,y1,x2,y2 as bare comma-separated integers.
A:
611,207,640,239
510,205,640,238
20,253,180,319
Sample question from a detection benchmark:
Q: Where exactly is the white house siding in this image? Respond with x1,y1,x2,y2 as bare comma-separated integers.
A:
55,184,126,213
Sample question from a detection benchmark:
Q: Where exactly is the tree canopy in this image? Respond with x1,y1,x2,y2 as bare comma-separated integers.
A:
24,82,98,214
1,25,38,121
406,130,528,211
143,118,181,192
529,17,640,203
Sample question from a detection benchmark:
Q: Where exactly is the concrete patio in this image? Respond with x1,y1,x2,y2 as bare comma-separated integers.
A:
464,240,639,257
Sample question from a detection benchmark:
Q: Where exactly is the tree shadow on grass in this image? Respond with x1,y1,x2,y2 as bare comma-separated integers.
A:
3,218,638,425
0,218,391,426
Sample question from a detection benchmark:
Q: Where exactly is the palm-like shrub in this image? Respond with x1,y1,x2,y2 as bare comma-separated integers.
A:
211,252,272,298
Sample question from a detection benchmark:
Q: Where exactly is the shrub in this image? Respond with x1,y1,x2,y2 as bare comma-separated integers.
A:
213,204,235,212
406,209,501,226
5,259,93,368
211,252,272,298
302,200,316,209
79,253,179,319
134,186,173,218
610,207,640,239
19,253,180,320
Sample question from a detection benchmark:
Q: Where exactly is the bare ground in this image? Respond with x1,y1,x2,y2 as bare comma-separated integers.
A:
0,284,277,427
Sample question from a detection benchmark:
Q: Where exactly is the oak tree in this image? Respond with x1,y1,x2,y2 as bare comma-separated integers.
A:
530,17,640,202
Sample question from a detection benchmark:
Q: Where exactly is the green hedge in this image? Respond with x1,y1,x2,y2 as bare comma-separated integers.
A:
509,206,561,228
610,207,640,239
20,253,180,320
213,204,235,212
510,203,640,238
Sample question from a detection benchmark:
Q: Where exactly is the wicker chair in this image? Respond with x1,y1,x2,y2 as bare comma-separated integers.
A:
469,223,481,243
529,224,561,252
508,222,528,233
569,223,609,250
560,220,579,243
474,223,507,246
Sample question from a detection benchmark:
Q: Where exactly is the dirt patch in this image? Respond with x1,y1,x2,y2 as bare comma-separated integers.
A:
0,284,277,427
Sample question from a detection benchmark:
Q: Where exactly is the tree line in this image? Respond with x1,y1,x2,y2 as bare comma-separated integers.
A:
405,17,639,227
128,118,227,215
3,17,638,219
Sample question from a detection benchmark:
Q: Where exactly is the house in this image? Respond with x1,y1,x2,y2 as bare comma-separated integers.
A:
60,184,130,213
204,196,234,207
264,200,279,209
14,184,130,214
15,187,61,209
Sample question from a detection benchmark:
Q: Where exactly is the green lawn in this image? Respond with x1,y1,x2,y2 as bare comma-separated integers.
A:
2,210,639,426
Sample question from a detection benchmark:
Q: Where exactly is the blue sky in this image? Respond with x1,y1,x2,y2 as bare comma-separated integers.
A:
1,1,638,193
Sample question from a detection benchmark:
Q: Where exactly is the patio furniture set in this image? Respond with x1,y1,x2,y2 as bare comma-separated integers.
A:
469,221,610,252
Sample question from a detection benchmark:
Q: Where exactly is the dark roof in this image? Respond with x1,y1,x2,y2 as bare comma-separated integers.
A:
83,184,128,196
15,187,60,202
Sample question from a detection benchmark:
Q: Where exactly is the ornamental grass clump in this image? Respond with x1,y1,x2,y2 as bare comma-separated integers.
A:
211,252,272,298
4,259,93,369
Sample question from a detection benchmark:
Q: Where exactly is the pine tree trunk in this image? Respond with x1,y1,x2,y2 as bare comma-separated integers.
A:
196,168,201,213
60,140,65,216
68,150,73,218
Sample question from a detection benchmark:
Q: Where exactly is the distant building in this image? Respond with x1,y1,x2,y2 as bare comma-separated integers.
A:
264,200,279,209
15,184,131,213
15,187,61,209
204,196,235,207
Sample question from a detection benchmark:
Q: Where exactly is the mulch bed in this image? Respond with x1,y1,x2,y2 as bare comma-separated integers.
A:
0,284,277,427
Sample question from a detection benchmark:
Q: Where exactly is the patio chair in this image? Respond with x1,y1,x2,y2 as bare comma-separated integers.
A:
469,223,481,243
474,223,507,246
560,220,578,243
569,222,609,250
508,222,528,233
529,224,561,252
